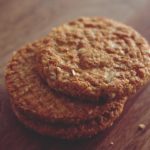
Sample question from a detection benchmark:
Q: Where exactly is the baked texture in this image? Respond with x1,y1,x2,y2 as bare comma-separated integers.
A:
36,17,150,102
5,42,126,125
12,99,126,140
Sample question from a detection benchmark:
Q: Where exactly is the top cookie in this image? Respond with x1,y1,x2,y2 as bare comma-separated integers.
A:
36,17,150,102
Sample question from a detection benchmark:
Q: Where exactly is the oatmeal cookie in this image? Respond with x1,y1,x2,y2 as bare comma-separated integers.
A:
36,17,150,102
5,42,126,126
12,99,126,139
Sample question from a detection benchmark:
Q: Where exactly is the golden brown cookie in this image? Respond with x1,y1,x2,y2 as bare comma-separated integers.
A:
36,17,150,102
12,99,126,140
5,42,128,139
5,42,126,125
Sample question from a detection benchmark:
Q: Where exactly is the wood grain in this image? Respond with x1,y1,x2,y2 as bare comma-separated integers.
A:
0,0,150,150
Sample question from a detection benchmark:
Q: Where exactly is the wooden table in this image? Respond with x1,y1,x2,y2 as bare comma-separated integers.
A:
0,0,150,149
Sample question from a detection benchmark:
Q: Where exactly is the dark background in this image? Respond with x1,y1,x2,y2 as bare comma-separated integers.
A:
0,0,150,149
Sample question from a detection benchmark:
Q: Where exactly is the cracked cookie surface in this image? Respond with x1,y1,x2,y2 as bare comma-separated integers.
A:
36,17,150,102
5,42,127,125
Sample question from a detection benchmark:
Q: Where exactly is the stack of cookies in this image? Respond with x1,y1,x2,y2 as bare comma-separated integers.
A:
5,17,150,139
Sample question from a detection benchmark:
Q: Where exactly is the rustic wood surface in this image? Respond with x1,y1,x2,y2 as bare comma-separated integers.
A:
0,0,150,150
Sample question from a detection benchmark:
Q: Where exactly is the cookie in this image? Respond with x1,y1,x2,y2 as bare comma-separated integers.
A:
5,42,126,125
12,99,126,139
36,17,150,102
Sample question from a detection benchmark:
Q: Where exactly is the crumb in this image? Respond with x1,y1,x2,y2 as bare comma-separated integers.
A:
138,124,146,130
110,141,114,145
